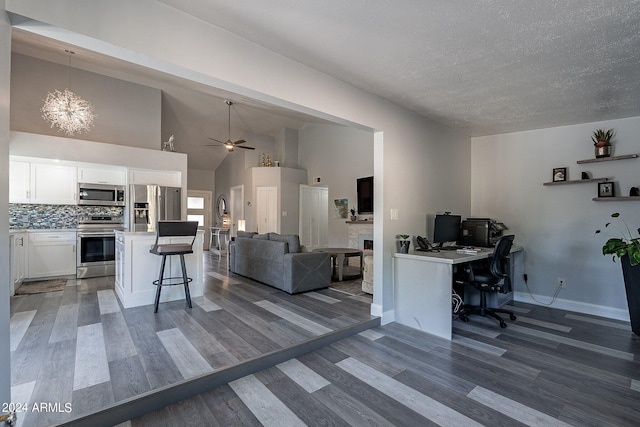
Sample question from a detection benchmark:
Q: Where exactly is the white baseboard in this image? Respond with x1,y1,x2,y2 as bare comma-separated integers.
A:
370,303,382,317
514,292,630,322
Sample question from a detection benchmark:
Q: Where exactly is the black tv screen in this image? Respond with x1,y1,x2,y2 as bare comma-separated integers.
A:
357,176,373,214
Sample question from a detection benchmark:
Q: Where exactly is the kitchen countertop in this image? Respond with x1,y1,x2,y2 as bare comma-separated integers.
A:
10,228,78,233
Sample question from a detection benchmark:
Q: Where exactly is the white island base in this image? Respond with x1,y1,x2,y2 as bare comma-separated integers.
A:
115,230,204,309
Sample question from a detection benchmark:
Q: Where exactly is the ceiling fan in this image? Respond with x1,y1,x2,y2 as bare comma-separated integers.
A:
206,100,255,152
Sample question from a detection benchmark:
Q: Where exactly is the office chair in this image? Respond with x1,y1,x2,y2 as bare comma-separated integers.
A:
455,234,517,328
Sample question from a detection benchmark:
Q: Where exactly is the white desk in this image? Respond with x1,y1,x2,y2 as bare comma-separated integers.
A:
392,245,522,340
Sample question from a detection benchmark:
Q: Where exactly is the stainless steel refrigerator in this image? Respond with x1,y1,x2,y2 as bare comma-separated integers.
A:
129,185,182,232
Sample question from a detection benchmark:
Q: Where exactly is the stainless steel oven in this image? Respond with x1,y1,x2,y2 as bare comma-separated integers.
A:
77,215,124,278
78,183,125,207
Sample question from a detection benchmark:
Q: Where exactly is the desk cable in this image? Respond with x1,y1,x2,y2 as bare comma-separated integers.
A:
452,289,464,315
519,248,563,306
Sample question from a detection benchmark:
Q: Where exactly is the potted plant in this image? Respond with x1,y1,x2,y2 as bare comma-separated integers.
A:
595,212,640,335
592,128,614,158
397,234,411,253
350,208,357,221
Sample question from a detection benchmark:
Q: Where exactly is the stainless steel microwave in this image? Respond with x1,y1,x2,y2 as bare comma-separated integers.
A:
78,183,126,206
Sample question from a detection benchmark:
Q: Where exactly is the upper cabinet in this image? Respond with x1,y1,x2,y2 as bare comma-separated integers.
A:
10,160,77,205
30,163,78,205
9,160,31,203
78,166,127,185
129,168,181,187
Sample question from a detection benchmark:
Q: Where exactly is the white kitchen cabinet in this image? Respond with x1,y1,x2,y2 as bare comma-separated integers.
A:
129,168,181,187
114,230,204,308
10,232,27,295
9,160,31,203
78,166,127,185
28,231,77,278
115,232,125,294
30,163,77,205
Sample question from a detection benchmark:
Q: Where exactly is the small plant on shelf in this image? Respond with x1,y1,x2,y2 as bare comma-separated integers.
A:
592,128,614,158
397,234,411,253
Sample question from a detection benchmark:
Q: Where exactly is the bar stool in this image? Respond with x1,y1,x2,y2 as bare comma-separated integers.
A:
149,221,199,313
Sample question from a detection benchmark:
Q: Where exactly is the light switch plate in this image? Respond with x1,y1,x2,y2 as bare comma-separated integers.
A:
390,208,398,220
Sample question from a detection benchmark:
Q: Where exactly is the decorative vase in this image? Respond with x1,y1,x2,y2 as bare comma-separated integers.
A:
595,144,612,158
350,215,357,221
621,255,640,336
399,240,410,254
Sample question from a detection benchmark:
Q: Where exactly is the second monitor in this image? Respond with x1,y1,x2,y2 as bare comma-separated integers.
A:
433,213,462,247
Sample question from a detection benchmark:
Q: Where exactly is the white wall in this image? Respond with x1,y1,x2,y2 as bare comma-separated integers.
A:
0,8,12,408
472,116,640,319
11,53,161,148
298,123,374,247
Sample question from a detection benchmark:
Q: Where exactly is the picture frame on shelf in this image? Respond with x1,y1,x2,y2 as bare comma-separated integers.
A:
553,167,567,182
598,182,615,197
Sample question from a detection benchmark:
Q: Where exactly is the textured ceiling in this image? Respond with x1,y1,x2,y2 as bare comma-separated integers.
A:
11,1,640,170
160,0,640,136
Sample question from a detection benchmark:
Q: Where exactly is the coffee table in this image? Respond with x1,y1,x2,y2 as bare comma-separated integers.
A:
313,247,363,281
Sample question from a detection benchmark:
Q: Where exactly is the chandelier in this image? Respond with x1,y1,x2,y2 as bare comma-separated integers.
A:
41,50,96,136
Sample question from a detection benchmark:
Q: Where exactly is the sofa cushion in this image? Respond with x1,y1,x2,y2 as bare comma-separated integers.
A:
252,233,270,240
237,231,257,238
268,233,301,253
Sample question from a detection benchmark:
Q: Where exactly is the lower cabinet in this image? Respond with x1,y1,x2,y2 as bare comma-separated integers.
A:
10,232,27,295
28,231,77,279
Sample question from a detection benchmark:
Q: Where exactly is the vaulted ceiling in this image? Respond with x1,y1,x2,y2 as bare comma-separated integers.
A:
11,1,640,169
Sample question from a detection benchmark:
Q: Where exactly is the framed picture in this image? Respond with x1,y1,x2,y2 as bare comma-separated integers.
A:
553,167,567,182
598,182,615,197
333,198,348,218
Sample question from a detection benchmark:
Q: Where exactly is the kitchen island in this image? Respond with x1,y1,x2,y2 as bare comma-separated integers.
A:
115,230,204,308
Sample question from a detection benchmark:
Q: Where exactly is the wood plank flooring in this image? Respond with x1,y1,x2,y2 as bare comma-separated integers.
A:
128,302,640,426
9,252,374,427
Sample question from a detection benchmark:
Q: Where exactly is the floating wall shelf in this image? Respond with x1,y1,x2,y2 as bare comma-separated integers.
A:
543,178,608,186
577,154,638,164
593,196,640,202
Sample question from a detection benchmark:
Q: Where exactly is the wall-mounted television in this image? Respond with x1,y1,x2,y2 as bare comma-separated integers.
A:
357,176,373,214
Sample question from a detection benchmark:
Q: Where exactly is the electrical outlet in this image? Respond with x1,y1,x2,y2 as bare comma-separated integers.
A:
557,277,566,288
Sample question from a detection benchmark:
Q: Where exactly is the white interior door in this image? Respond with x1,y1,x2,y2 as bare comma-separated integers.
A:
299,185,328,250
187,190,211,250
257,186,278,234
230,184,244,237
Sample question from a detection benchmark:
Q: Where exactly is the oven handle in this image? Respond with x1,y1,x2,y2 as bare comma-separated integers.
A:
77,232,117,237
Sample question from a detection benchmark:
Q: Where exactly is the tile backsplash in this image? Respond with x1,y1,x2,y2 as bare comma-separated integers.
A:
9,204,124,229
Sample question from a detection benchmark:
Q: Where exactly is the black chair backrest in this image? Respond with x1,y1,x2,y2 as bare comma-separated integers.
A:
489,235,514,278
152,221,199,249
157,221,199,237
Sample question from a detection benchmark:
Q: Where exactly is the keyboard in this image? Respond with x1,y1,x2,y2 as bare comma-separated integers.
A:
439,245,464,251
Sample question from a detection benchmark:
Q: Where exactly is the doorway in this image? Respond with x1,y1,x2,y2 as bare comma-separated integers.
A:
187,190,212,250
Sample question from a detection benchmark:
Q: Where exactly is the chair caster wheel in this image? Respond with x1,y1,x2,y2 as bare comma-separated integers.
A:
500,321,507,328
510,314,517,320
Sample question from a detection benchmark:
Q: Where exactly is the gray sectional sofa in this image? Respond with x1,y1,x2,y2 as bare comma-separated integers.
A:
229,232,331,294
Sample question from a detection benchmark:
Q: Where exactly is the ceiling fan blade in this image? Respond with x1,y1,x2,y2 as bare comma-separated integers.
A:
237,145,255,150
233,139,247,144
208,137,225,144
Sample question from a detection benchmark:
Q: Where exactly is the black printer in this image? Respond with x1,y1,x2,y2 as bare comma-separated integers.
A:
459,218,508,247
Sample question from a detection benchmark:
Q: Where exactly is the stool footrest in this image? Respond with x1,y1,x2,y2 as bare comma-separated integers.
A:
153,277,193,286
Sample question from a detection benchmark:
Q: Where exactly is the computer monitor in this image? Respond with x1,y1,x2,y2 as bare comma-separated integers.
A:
433,214,461,246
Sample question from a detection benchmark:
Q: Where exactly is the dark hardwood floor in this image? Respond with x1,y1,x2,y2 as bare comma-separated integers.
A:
128,301,640,426
9,252,375,427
